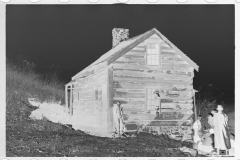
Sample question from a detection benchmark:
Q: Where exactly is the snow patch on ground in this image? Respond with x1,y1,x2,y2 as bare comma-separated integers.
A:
28,98,71,125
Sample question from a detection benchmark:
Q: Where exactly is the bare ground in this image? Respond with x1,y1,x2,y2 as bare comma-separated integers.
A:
6,101,193,157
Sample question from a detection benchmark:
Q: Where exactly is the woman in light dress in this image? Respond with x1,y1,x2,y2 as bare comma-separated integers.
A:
113,101,124,136
207,109,217,148
192,115,202,149
213,105,231,155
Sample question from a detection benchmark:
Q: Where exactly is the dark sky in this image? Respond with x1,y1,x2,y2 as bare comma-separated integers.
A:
6,5,235,107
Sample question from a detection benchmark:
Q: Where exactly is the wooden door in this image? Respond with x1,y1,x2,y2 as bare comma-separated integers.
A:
146,88,159,114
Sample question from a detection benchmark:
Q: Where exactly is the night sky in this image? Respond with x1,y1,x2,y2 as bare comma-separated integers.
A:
6,5,235,110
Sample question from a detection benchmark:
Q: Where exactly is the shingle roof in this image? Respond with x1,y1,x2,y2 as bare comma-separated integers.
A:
72,28,199,80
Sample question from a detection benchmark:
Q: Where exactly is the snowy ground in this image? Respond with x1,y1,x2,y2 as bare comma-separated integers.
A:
28,98,72,126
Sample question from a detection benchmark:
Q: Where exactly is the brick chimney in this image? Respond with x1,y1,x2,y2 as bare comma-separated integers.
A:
112,28,129,48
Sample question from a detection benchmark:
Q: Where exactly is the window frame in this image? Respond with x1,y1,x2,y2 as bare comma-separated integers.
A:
95,87,102,101
145,43,161,67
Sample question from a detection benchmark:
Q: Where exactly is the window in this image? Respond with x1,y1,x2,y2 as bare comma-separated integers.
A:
95,88,102,101
146,43,160,66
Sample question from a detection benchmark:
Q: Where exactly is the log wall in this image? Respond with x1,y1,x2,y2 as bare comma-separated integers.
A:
111,34,194,140
70,67,109,136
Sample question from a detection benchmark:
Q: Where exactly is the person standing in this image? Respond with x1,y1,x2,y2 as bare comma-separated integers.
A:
208,109,217,148
113,101,124,137
213,105,231,155
208,109,217,128
192,115,202,149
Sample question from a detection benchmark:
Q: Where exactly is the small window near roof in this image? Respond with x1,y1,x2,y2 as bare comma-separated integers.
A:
146,43,160,66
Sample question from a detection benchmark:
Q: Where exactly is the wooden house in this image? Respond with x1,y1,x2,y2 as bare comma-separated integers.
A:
65,28,199,139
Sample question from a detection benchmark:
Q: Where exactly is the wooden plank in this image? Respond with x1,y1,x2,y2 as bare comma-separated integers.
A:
116,57,145,64
114,92,145,98
113,100,145,105
162,99,193,104
161,54,182,59
113,73,192,83
122,55,145,59
107,67,114,132
114,60,146,66
123,112,193,123
162,61,191,66
113,66,193,77
112,63,194,72
125,51,145,56
162,57,185,62
160,92,193,99
161,103,193,109
161,52,177,56
161,49,176,53
113,81,193,90
117,59,191,68
114,88,145,93
120,104,145,108
145,37,163,43
113,76,192,85
118,56,145,61
161,109,193,114
113,83,194,93
70,85,73,115
113,73,192,82
113,97,145,101
65,85,68,110
108,67,114,108
113,70,193,81
113,61,193,70
131,46,145,51
124,119,191,122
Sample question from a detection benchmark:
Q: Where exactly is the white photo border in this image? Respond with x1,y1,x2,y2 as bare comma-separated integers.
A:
0,1,239,160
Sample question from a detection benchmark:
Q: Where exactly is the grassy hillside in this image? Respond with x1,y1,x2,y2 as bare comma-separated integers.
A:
6,61,192,157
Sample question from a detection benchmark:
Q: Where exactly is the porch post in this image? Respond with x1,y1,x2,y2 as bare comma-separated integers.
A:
70,84,73,115
65,84,68,110
193,90,198,121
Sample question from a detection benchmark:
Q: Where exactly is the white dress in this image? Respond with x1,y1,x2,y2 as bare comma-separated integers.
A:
192,120,202,143
113,104,124,134
213,112,231,150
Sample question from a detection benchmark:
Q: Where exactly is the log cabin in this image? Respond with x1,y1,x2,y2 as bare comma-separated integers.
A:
65,28,199,139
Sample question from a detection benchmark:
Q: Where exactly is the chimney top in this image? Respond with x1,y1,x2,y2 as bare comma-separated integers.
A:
112,28,129,48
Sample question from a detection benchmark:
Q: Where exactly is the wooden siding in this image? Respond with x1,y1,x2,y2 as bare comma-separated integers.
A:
111,36,194,139
71,68,108,130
